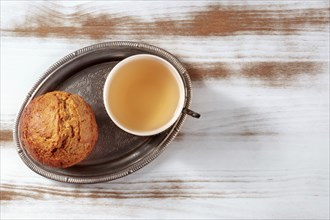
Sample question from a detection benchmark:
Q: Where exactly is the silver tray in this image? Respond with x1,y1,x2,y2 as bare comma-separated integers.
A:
14,41,197,184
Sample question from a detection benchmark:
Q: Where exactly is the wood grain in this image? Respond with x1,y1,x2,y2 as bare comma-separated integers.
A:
187,61,327,83
0,130,13,142
1,1,329,219
1,168,328,200
2,3,329,38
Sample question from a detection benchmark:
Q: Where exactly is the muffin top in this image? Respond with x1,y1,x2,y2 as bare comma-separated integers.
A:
20,91,98,168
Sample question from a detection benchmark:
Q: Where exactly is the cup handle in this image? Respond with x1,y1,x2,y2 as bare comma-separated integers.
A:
183,108,201,118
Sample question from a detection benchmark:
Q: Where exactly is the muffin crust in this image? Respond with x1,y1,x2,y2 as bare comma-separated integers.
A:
20,91,98,168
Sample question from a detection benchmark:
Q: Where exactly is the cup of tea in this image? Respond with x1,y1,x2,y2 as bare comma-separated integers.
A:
103,54,199,136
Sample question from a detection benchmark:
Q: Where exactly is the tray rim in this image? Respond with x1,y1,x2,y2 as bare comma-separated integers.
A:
13,41,192,184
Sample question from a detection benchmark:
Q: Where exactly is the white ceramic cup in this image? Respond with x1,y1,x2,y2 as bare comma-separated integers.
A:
103,54,185,136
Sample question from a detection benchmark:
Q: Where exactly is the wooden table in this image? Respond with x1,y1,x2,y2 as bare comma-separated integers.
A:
1,1,329,219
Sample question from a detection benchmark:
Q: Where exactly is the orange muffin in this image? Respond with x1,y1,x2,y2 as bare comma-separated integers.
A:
20,91,98,168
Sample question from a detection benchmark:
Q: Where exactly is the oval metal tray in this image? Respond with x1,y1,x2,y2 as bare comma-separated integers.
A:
14,41,192,183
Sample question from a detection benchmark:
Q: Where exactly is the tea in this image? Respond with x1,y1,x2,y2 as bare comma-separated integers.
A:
107,58,180,133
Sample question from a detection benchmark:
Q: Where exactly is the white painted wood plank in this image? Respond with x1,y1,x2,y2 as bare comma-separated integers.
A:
1,0,329,30
1,34,328,115
2,198,329,219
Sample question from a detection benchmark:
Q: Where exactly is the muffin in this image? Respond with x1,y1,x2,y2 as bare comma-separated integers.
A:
20,91,98,168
